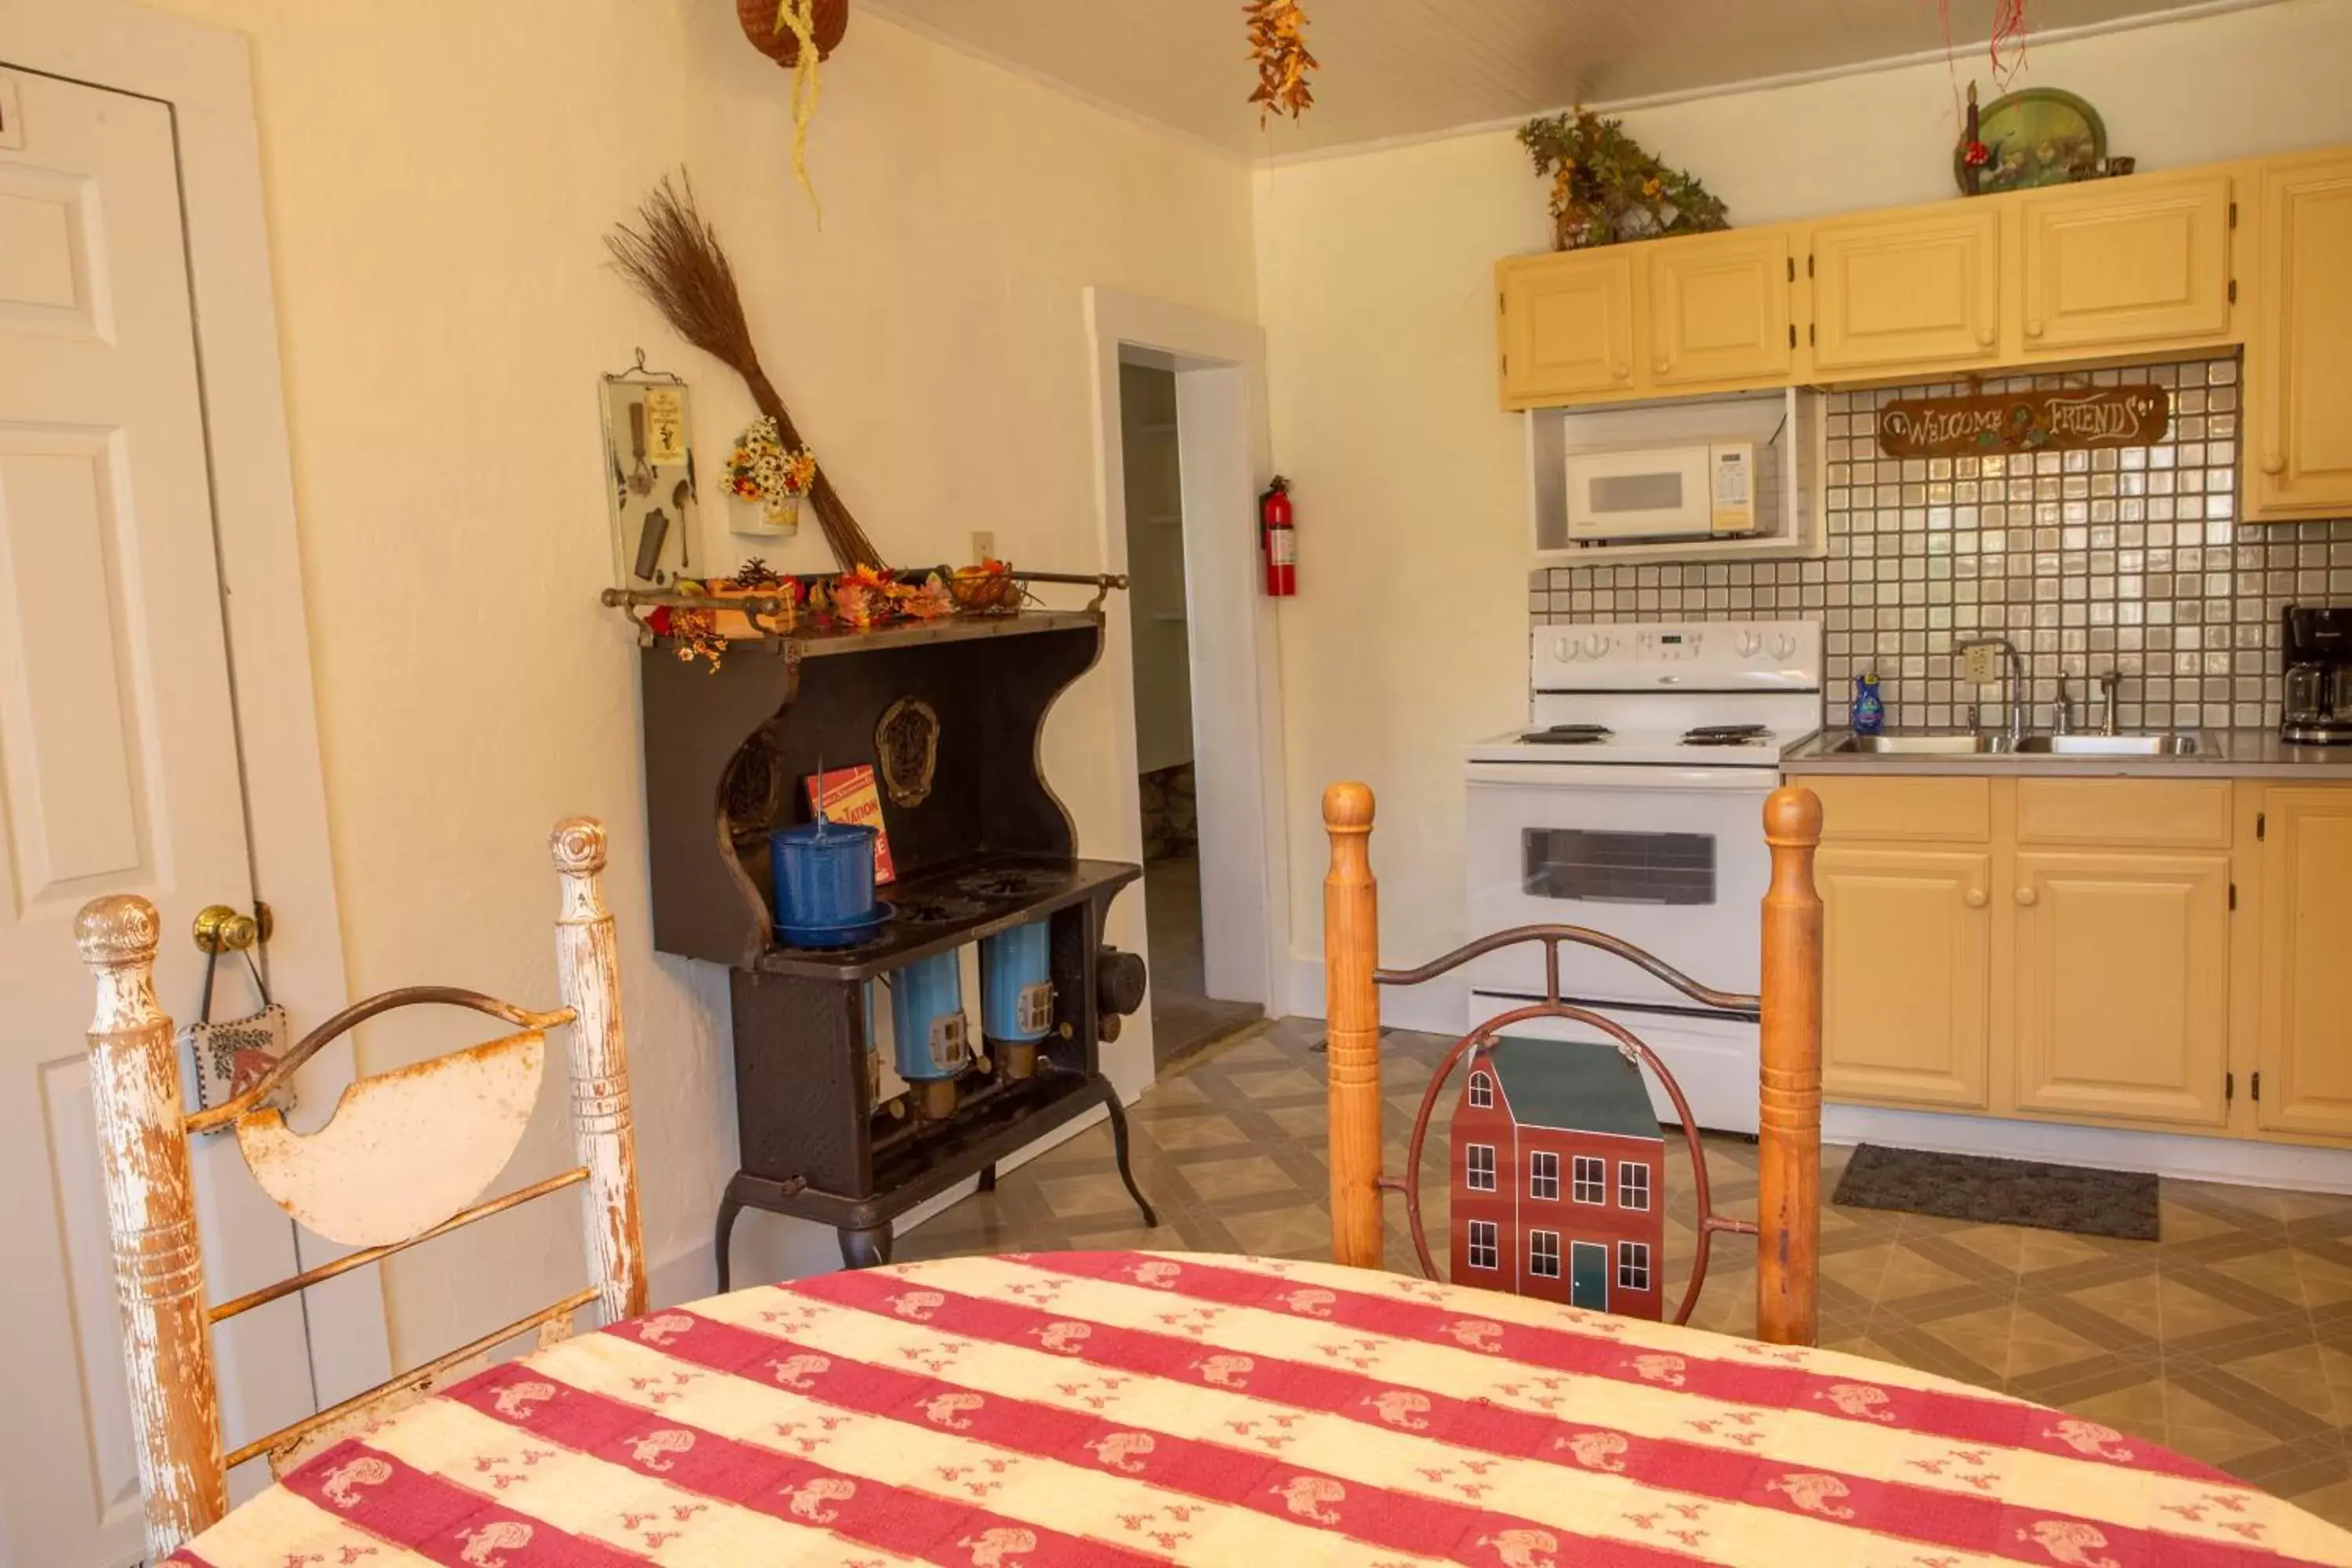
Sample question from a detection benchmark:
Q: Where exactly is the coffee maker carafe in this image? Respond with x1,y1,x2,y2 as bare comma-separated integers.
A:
2281,604,2352,746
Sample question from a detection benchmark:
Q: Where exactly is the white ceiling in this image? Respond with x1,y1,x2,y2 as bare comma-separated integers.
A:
865,0,2256,158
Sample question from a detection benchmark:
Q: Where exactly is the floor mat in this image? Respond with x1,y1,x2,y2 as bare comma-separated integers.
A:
1830,1142,2158,1240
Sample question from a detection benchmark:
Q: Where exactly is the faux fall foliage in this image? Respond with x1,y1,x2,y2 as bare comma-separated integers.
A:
1518,111,1730,252
1245,0,1317,125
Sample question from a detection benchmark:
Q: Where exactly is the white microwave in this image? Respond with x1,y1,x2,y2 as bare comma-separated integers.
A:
1564,442,1755,542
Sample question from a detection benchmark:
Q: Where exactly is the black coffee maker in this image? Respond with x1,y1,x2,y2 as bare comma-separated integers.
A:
2282,604,2352,746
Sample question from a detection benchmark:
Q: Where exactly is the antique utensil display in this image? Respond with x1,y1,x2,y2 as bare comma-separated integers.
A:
599,354,699,590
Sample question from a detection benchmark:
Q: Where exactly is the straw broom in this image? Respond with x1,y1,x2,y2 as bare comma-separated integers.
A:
607,174,882,572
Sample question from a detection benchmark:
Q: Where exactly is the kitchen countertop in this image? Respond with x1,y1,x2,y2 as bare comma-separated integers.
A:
1781,728,2352,779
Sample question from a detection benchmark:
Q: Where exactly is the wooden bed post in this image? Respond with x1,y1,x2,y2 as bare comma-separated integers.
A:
1323,782,1385,1268
1756,785,1824,1346
76,895,225,1554
552,818,648,1323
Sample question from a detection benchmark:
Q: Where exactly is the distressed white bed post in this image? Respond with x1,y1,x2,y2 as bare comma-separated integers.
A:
75,895,225,1552
551,818,647,1323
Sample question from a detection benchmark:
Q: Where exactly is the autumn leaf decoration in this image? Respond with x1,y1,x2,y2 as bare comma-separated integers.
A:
1245,0,1317,126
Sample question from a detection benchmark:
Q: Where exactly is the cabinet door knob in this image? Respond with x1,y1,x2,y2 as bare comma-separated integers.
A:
1612,361,1629,379
1654,358,1670,376
2024,318,2044,339
1977,325,1995,347
2014,886,2040,906
2262,452,2286,476
1964,888,1989,909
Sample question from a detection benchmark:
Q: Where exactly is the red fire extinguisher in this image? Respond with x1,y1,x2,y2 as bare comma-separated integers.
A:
1259,476,1298,597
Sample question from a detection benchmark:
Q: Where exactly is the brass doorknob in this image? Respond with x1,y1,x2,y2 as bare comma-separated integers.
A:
193,904,265,954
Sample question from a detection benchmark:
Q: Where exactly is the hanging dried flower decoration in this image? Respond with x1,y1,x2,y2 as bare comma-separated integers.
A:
1245,0,1317,126
776,0,826,221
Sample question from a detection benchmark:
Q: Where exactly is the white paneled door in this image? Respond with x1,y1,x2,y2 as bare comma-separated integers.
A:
0,70,315,1566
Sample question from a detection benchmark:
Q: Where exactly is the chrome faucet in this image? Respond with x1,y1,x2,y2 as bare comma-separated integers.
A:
1956,635,2031,743
2095,669,2122,735
2053,673,2076,735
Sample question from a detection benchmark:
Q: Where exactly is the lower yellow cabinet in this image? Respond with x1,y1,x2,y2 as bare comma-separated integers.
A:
2256,788,2352,1137
1819,846,1991,1109
2009,851,2231,1127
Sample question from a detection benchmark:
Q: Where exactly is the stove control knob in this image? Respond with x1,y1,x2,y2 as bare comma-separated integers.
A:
1770,632,1800,660
1552,635,1573,662
1734,630,1763,658
1582,632,1613,660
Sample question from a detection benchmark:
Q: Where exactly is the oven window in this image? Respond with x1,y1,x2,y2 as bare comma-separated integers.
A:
1523,828,1716,906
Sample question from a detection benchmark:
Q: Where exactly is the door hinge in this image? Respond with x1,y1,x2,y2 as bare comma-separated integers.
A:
2253,1071,2262,1102
1787,257,1795,282
1501,353,1509,375
1498,291,1507,314
2257,811,2267,840
2230,200,2239,228
2227,1070,2236,1102
2230,882,2238,910
1788,324,1798,349
1809,323,1817,346
1808,254,1816,278
2230,278,2239,303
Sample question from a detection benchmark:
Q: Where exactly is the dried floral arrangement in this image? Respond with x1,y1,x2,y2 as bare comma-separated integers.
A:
607,175,884,572
1517,111,1730,251
727,416,818,531
1246,0,1317,125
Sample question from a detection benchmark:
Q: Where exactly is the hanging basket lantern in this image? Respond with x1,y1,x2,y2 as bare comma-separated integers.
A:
735,0,848,67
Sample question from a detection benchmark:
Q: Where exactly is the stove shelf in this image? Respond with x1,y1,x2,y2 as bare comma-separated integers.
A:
757,855,1139,980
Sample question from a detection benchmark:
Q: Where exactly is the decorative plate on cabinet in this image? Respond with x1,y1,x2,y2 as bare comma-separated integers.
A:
1956,88,2107,195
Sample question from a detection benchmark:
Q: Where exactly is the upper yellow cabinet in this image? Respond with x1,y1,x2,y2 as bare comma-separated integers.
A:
1497,250,1637,405
1646,229,1795,390
2248,151,2352,519
1810,206,2002,375
2016,169,2235,355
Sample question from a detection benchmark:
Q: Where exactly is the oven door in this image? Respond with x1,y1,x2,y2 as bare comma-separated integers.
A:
1463,761,1771,1009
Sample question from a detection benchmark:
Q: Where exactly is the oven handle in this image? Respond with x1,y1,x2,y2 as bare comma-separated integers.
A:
1462,762,1779,791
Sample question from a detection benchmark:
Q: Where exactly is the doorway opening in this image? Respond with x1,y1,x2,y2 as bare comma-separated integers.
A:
1116,361,1261,1069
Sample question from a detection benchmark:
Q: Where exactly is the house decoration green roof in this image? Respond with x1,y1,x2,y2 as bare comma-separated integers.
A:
1483,1036,1662,1141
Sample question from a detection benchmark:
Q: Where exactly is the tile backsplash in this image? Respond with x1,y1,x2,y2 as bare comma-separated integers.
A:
1531,356,2352,733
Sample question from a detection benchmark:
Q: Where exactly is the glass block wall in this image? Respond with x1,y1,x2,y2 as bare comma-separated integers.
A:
1530,356,2352,733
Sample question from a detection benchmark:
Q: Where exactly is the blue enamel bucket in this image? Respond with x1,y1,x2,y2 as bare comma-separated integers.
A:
768,820,877,931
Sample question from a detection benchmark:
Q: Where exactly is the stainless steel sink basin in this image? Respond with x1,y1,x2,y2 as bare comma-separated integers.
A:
2011,732,2205,757
1827,731,2207,758
1829,734,2004,755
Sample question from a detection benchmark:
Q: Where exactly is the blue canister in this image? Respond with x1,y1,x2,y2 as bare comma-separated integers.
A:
888,949,970,1119
979,920,1054,1078
1851,671,1886,736
768,819,878,932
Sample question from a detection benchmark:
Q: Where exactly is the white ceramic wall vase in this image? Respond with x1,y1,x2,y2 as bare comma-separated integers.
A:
733,491,800,539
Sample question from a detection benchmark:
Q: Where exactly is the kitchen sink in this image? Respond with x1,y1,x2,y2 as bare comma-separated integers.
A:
2011,732,2205,756
1829,734,2005,755
1827,731,2207,758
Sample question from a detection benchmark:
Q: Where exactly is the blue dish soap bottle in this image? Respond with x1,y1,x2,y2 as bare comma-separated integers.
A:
1851,670,1886,736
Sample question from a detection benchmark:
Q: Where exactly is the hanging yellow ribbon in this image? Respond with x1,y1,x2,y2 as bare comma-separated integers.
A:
774,0,823,226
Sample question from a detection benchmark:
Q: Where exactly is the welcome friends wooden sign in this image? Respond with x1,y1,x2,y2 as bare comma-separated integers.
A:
1877,384,2169,458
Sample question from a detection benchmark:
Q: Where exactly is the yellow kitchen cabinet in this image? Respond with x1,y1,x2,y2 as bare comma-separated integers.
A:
1809,205,2002,376
2009,851,2232,1127
2248,151,2352,519
1497,250,1639,408
1817,845,1992,1109
1646,228,1795,390
2254,788,2352,1138
2016,169,2235,356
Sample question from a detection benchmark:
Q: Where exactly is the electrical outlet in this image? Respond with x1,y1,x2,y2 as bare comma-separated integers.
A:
971,530,996,564
1963,644,1995,684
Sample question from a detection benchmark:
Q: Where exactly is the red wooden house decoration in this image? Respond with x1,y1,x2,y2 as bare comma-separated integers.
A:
1450,1036,1666,1318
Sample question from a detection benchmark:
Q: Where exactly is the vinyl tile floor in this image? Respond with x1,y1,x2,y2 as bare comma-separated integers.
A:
898,1016,2352,1530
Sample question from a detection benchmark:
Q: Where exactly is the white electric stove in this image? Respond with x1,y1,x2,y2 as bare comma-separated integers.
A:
1463,621,1821,1133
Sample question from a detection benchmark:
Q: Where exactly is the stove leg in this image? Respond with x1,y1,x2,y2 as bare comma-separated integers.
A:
838,1223,892,1269
714,1195,744,1294
1097,1076,1159,1229
978,1163,997,1193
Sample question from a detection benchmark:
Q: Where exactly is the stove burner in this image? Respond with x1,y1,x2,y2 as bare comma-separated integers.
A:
1682,724,1769,748
954,868,1066,900
893,894,991,926
1522,724,1613,746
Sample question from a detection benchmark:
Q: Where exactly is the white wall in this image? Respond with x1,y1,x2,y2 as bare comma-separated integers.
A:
1252,0,2352,993
142,0,1256,1361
